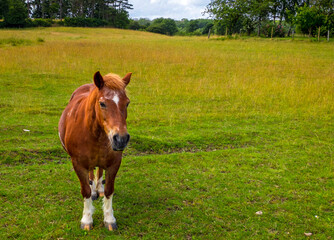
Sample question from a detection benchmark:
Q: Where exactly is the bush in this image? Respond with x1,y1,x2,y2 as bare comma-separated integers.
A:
57,20,65,26
146,18,178,36
128,20,140,30
25,18,53,27
262,23,286,37
64,17,108,27
312,25,330,37
193,29,202,36
146,24,165,34
202,23,214,34
33,18,53,27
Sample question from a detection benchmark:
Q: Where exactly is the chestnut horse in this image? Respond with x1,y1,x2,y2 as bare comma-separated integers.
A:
58,71,132,230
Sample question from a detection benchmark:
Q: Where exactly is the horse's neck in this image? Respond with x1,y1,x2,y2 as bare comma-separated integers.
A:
84,89,104,139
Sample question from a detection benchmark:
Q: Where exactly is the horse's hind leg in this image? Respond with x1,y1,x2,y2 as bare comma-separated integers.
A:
96,168,104,197
73,163,94,230
89,169,98,200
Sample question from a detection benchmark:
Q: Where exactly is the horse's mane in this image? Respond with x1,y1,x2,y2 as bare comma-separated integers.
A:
103,73,125,90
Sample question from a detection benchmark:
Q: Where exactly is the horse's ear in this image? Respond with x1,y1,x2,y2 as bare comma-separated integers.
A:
123,72,132,86
94,71,104,89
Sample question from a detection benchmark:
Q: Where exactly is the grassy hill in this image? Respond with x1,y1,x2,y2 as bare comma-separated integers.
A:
0,27,333,239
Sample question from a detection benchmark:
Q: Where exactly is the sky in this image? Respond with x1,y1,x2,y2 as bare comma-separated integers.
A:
128,0,210,20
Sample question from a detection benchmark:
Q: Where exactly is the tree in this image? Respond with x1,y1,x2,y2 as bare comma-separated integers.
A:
137,18,151,28
316,0,334,35
205,0,332,37
4,0,27,27
205,0,248,35
147,18,178,35
109,8,129,28
186,19,199,32
202,22,214,34
248,0,271,36
128,19,140,30
295,4,325,36
162,18,178,35
0,0,9,19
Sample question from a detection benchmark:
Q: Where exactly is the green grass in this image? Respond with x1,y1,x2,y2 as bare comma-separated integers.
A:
0,27,333,239
0,37,33,46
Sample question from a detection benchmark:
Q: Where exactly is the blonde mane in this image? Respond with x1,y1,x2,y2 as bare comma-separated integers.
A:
103,73,125,90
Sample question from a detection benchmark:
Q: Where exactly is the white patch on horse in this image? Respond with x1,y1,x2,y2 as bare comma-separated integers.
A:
112,94,119,106
108,130,114,145
81,197,94,225
58,132,67,152
90,179,97,198
67,108,73,117
103,195,116,224
96,176,104,195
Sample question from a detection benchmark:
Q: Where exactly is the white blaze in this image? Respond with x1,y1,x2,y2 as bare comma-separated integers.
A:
112,94,119,106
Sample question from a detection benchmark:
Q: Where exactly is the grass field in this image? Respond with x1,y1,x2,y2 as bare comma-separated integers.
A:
0,27,333,239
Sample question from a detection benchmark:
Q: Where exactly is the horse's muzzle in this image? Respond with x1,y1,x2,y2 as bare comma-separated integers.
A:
111,133,130,151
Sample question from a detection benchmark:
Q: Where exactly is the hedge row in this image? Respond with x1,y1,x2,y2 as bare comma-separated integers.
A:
0,18,53,28
0,17,109,28
26,18,53,27
63,17,108,27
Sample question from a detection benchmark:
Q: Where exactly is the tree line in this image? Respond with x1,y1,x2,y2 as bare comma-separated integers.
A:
128,18,214,36
1,0,333,38
0,0,133,28
205,0,334,37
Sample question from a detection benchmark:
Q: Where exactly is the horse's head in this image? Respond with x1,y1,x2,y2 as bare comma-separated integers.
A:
93,71,132,151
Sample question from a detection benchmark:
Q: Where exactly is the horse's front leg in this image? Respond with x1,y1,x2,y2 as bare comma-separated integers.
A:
73,163,94,230
103,166,120,231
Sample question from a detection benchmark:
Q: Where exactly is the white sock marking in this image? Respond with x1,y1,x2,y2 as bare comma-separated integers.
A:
81,197,94,225
103,195,116,224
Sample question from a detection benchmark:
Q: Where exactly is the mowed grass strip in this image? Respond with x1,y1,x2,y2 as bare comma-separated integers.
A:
0,27,333,239
1,148,332,239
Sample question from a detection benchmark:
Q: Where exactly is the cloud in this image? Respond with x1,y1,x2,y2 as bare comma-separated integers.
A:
129,0,209,20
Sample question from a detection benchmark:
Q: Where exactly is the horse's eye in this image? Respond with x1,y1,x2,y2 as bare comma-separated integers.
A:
99,102,106,108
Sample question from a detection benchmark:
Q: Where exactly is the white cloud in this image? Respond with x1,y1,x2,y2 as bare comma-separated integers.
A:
129,0,209,20
167,0,191,6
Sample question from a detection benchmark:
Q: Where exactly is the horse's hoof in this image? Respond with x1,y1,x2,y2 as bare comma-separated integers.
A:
81,223,93,230
99,192,104,197
91,194,99,201
104,222,117,231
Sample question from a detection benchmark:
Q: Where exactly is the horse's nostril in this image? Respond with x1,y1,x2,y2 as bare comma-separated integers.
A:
126,134,130,143
112,133,129,150
113,134,119,143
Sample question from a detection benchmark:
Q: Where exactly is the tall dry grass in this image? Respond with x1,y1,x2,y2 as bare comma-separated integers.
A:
0,27,333,127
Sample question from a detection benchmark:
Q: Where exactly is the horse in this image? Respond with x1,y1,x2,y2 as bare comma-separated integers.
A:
58,71,132,231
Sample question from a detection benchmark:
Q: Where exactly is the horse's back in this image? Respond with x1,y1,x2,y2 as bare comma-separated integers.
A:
69,84,95,102
58,83,95,151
